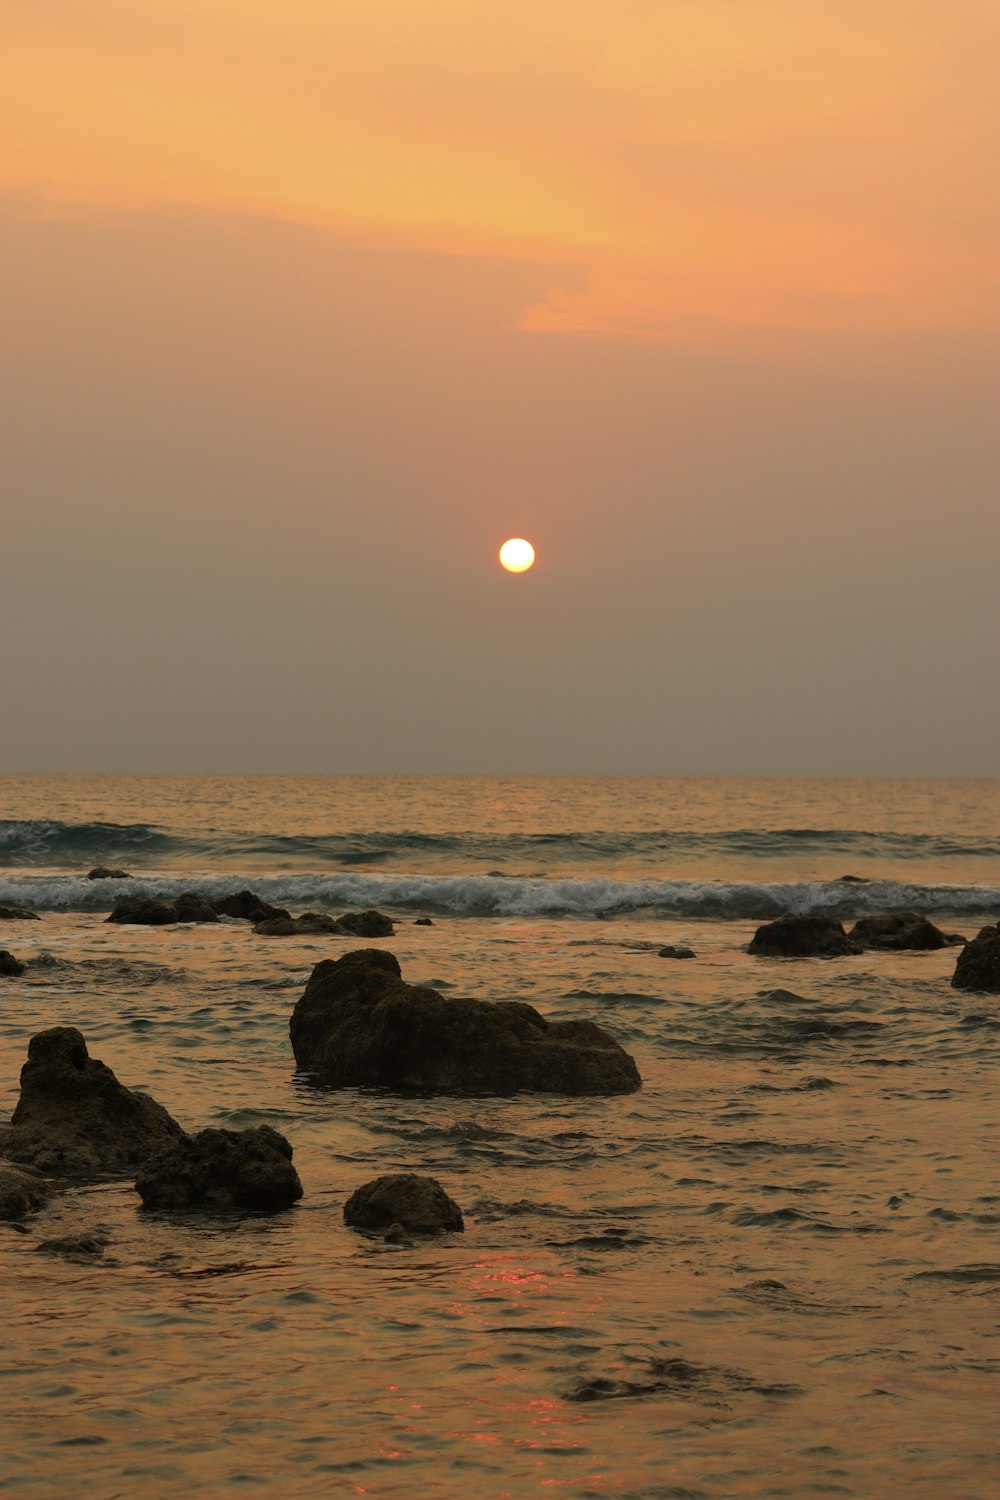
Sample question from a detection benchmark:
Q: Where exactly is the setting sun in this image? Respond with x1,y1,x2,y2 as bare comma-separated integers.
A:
499,538,535,573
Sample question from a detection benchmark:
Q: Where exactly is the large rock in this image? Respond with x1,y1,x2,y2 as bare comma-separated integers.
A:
952,924,1000,993
0,950,26,977
290,949,642,1095
0,905,40,921
87,867,132,880
213,890,290,924
0,1027,184,1174
255,912,346,936
0,1164,50,1220
135,1125,303,1213
336,909,395,937
848,912,964,951
344,1173,463,1235
748,916,858,958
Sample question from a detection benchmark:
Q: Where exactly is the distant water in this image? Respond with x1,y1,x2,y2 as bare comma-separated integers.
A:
1,775,998,1497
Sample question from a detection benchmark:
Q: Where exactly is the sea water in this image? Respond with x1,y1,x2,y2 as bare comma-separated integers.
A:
1,775,997,1497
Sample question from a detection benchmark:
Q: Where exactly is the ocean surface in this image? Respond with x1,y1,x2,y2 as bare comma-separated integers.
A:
1,774,997,1497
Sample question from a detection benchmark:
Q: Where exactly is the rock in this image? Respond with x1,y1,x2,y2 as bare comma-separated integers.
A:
212,890,290,924
658,945,695,959
106,895,178,926
748,916,858,958
0,1027,184,1174
337,909,395,937
952,924,1000,993
414,917,434,927
173,891,221,924
0,905,40,921
290,949,642,1095
0,950,26,977
344,1173,463,1235
383,1221,414,1246
0,1164,50,1220
836,874,869,884
35,1233,108,1259
135,1125,303,1213
848,912,964,951
87,867,132,880
254,912,346,936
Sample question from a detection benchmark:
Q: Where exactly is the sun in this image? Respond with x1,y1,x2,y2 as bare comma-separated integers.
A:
499,538,535,573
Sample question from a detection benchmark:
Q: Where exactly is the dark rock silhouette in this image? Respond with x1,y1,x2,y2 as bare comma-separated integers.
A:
336,909,395,937
344,1173,463,1235
0,905,40,921
0,1164,50,1220
106,895,181,926
213,890,290,924
952,924,1000,993
414,917,434,927
87,867,132,880
135,1125,303,1213
836,874,869,884
848,912,964,951
254,912,346,936
172,892,220,924
35,1234,108,1259
290,948,642,1095
748,916,858,957
0,950,26,977
0,1027,184,1174
658,945,695,959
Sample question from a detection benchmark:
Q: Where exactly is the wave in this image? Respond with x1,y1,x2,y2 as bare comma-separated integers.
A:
1,870,998,920
3,818,1000,870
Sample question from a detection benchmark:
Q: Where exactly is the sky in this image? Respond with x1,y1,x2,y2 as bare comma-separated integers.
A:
2,0,998,775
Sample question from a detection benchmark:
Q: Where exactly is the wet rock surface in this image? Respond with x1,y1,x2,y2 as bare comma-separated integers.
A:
848,912,964,950
0,1027,184,1174
290,948,642,1095
135,1125,303,1213
35,1233,109,1260
0,950,26,977
106,895,183,926
336,909,395,937
212,890,290,924
107,890,288,926
748,915,858,957
658,945,695,959
952,923,1000,993
344,1173,464,1235
254,912,346,936
0,905,40,921
0,1164,50,1220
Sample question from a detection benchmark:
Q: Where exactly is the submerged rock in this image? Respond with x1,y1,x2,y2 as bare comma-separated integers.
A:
414,917,434,927
213,890,290,924
87,867,132,880
0,1164,50,1220
135,1125,303,1213
344,1173,463,1235
0,1027,184,1174
748,916,858,958
952,924,1000,993
254,912,346,937
658,945,695,959
0,950,26,977
290,948,642,1096
336,909,395,938
106,895,179,926
848,912,964,951
35,1233,108,1259
0,905,40,921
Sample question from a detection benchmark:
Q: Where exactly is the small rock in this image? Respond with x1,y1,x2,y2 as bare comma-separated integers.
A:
0,1164,50,1220
848,912,964,951
212,890,290,924
254,912,346,936
0,905,40,921
135,1125,304,1213
0,950,26,977
106,895,177,926
87,868,132,880
35,1233,108,1259
952,924,1000,993
344,1174,464,1235
836,874,869,884
337,909,395,937
383,1221,414,1246
414,917,434,927
658,945,695,959
748,916,858,958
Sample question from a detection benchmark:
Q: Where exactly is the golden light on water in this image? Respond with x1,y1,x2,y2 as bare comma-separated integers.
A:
499,538,535,573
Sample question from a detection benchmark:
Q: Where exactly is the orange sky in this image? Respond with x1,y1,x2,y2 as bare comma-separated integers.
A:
5,0,998,343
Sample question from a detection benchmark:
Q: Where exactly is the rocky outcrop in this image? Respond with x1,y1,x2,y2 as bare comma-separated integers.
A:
0,950,26,977
135,1125,303,1213
254,912,346,936
0,905,40,921
344,1173,463,1235
848,912,964,951
87,867,132,880
107,890,290,925
0,1164,50,1220
106,895,182,926
213,890,290,924
952,924,1000,993
748,916,858,958
0,1027,184,1174
336,909,395,937
290,949,642,1095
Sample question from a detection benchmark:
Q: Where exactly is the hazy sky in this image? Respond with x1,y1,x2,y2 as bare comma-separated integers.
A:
3,1,998,774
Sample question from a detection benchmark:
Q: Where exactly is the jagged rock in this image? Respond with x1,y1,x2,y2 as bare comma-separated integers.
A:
344,1173,463,1235
748,916,858,958
290,949,642,1095
658,945,695,959
0,1027,184,1174
212,890,290,924
106,895,178,926
952,924,1000,993
0,1164,50,1220
848,912,964,951
173,891,220,924
135,1125,303,1213
0,905,40,921
87,867,132,880
0,950,26,977
336,909,395,937
254,912,346,936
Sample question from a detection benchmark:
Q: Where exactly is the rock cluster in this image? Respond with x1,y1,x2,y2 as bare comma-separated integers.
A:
136,1126,303,1212
748,916,858,957
952,923,1000,993
107,890,290,926
254,908,395,938
290,948,641,1095
343,1173,463,1235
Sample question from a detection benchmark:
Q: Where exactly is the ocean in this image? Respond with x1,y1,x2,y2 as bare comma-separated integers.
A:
1,774,997,1497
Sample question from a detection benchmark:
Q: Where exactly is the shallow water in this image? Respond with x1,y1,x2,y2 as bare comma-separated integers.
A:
1,777,998,1496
